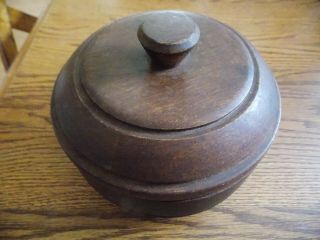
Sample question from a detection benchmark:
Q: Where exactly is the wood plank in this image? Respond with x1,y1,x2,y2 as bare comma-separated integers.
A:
0,0,320,239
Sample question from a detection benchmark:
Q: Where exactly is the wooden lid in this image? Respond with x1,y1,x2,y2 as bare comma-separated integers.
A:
77,11,254,130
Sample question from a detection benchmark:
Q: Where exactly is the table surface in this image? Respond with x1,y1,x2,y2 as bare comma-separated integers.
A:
1,0,320,239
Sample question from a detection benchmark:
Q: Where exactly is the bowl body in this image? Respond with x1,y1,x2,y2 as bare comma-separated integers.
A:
51,11,281,217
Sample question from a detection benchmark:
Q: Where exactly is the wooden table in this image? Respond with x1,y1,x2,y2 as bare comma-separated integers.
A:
1,0,319,239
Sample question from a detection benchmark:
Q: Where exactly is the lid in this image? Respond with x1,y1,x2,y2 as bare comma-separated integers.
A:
76,11,254,130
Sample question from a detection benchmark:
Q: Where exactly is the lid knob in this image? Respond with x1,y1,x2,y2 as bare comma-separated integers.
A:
137,12,200,68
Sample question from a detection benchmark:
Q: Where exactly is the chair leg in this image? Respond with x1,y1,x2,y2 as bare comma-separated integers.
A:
7,6,37,33
0,0,17,70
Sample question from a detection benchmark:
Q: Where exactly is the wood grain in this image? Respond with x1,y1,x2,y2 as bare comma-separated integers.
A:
0,0,320,239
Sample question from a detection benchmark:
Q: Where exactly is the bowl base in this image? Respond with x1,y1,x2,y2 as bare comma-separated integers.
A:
79,167,246,217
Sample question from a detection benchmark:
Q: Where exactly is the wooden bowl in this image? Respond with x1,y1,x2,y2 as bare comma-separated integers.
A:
51,10,281,217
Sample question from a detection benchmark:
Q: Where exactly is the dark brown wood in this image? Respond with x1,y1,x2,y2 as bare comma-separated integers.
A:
51,10,280,216
137,11,200,67
78,11,254,131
